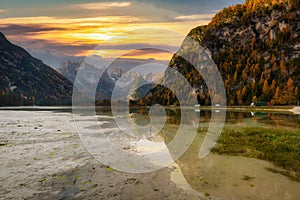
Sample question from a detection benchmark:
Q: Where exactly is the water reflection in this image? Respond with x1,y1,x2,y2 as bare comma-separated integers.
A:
109,108,300,199
224,111,300,129
180,111,300,199
73,105,203,173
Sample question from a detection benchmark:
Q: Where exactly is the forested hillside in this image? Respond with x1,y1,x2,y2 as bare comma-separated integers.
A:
138,0,300,106
0,33,74,106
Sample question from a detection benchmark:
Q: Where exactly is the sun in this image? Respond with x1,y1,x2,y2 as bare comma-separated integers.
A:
70,33,116,41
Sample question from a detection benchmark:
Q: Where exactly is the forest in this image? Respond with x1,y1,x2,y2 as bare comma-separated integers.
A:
135,0,300,106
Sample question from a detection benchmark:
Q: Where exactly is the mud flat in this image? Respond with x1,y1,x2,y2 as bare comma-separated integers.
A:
177,153,300,200
0,110,204,200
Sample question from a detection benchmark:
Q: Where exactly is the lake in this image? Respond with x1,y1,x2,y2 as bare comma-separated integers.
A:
1,106,299,199
92,107,300,199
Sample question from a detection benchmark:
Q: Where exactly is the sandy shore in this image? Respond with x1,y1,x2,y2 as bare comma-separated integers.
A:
0,110,204,200
2,109,299,199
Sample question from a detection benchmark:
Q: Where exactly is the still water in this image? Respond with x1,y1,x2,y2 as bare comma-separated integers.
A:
92,107,300,200
3,106,299,199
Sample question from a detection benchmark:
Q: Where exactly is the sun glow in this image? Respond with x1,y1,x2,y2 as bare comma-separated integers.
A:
86,49,174,60
76,2,132,10
70,33,121,41
0,5,210,60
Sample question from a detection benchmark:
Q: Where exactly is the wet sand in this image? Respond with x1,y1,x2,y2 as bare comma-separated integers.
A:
177,153,300,200
0,110,204,200
1,109,299,200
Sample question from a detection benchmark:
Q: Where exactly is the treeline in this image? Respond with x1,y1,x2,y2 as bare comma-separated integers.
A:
0,89,35,106
214,35,299,105
210,0,300,105
0,89,71,106
210,0,299,27
133,0,300,106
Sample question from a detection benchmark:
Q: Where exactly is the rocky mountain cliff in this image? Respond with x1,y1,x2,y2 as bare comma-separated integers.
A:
57,61,115,100
57,60,164,103
139,0,300,106
0,32,74,106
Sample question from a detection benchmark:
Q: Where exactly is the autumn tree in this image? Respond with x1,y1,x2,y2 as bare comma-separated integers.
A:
295,86,300,105
280,60,287,80
286,78,296,104
271,62,278,72
233,71,238,82
252,95,258,102
262,79,270,100
236,90,243,105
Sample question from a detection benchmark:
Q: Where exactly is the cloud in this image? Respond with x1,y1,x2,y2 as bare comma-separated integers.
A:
6,37,96,53
174,14,214,21
3,29,179,66
174,13,214,23
26,48,86,68
26,47,169,69
0,0,247,68
75,2,131,10
123,48,171,57
0,24,67,35
0,3,205,62
134,0,244,15
0,16,145,25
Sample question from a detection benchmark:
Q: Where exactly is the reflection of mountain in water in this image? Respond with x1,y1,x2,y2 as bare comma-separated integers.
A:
126,108,300,199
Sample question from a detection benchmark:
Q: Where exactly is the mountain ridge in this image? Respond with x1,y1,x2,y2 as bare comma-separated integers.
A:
137,0,300,106
0,32,74,106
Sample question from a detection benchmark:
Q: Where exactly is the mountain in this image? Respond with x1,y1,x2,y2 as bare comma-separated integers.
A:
57,60,164,103
0,32,74,106
113,71,164,101
139,0,300,106
57,61,115,100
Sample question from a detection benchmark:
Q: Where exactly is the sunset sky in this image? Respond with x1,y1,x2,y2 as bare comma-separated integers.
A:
0,0,244,67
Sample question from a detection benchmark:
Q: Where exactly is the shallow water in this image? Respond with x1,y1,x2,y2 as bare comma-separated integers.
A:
1,107,299,199
93,107,300,199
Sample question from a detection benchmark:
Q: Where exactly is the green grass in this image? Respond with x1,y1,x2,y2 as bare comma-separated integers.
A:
242,175,255,181
204,192,210,197
212,126,300,181
106,166,113,171
221,106,294,114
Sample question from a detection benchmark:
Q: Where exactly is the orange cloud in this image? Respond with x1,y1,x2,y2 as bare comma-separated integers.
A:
76,2,132,10
86,49,173,61
175,14,214,21
0,14,206,60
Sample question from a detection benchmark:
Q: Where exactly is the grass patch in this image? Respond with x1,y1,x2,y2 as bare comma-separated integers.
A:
106,166,113,171
84,180,92,186
242,175,255,181
39,177,47,183
204,192,210,197
212,126,300,181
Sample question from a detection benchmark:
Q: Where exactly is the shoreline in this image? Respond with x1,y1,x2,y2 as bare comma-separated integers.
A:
0,110,205,200
0,105,298,115
1,109,299,199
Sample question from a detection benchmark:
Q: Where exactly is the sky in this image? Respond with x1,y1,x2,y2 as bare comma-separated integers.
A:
0,0,244,67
